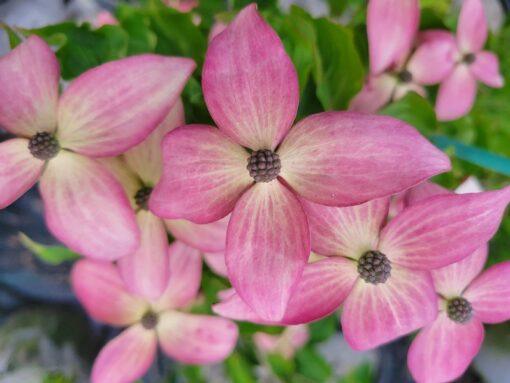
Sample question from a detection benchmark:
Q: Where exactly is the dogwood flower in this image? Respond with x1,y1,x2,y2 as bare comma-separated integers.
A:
424,0,504,120
214,187,510,350
71,242,238,383
149,4,451,321
254,325,309,360
350,0,427,112
0,36,195,260
101,101,228,299
408,247,510,382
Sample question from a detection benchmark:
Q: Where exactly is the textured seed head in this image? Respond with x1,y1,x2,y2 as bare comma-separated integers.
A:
247,149,281,183
134,187,153,210
397,69,413,83
28,132,60,160
463,53,476,65
447,297,473,324
141,311,159,330
358,250,392,284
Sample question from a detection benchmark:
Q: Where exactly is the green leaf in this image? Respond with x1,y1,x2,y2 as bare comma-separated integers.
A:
308,314,338,343
146,0,207,67
31,23,129,79
225,352,257,383
295,346,332,382
116,5,157,54
312,18,364,110
0,22,23,48
19,233,80,265
380,92,437,134
339,363,373,383
181,365,206,383
267,353,295,379
43,373,75,383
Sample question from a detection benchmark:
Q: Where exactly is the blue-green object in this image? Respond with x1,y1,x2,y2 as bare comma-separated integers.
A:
431,135,510,176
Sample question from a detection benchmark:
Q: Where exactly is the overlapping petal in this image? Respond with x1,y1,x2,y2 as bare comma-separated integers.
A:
91,325,157,383
118,211,169,300
348,74,396,113
226,181,310,321
464,261,510,323
379,187,510,269
403,181,449,207
124,100,185,186
0,36,59,137
278,112,450,206
149,125,252,223
153,241,202,311
367,0,419,74
432,245,488,298
341,266,437,351
157,311,238,364
202,4,299,150
300,197,389,258
39,152,140,260
165,215,228,253
203,252,228,277
71,260,147,326
470,51,504,88
407,313,484,383
435,65,477,121
214,257,359,325
0,139,44,208
457,0,487,53
57,55,195,157
408,36,457,84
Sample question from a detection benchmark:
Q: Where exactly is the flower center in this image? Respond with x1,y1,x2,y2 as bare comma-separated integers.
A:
357,250,392,284
134,187,153,210
397,70,413,83
247,149,281,183
462,53,476,65
141,311,159,330
447,297,473,324
28,132,60,160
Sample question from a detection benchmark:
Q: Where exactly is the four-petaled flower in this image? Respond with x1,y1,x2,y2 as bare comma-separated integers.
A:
71,242,238,383
149,4,451,321
214,186,510,350
419,0,504,120
101,100,229,299
0,36,195,260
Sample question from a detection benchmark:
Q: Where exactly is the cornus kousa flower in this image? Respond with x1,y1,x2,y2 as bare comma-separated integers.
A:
254,325,309,360
101,101,229,299
214,186,510,350
71,243,238,383
422,0,504,120
149,4,451,321
0,36,195,260
398,181,510,382
350,0,428,113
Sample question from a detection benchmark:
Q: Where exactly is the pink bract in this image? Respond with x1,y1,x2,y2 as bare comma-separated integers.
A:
101,101,229,298
149,4,451,321
0,36,195,260
214,186,510,351
71,242,238,383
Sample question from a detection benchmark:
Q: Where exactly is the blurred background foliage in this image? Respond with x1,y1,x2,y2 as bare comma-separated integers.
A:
0,0,509,382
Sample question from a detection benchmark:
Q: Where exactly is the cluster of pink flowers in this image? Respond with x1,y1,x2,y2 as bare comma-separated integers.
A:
350,0,504,121
0,1,508,382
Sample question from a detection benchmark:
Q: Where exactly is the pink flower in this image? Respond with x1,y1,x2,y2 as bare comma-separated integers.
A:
350,0,426,112
149,4,451,321
101,101,228,298
396,179,510,382
407,247,510,382
254,325,309,359
71,242,238,383
214,187,510,350
0,36,195,260
164,0,199,13
424,0,504,120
